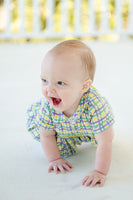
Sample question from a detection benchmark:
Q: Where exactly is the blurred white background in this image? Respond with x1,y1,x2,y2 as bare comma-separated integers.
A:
0,40,133,200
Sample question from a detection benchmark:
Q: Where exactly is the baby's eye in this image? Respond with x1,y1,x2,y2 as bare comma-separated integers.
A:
57,81,65,86
42,79,47,83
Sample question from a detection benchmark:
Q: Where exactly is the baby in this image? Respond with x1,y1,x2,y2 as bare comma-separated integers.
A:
27,40,114,187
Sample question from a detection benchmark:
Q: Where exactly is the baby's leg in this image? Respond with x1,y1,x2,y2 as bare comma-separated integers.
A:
56,135,77,158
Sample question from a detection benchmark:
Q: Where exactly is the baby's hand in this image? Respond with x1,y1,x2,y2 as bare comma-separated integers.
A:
82,170,106,187
48,158,73,174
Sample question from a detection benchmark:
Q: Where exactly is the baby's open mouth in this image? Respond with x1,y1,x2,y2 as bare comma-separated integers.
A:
51,97,62,106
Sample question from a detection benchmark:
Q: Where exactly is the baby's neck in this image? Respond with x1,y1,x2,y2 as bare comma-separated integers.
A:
62,89,86,118
63,95,83,118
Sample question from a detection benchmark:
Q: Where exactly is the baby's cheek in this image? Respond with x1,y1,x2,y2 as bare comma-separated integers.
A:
42,89,51,103
63,95,71,104
41,87,47,97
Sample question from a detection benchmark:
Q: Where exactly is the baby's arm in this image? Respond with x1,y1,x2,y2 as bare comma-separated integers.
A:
82,125,114,187
39,128,73,174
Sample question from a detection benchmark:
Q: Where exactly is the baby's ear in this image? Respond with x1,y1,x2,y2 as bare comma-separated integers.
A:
82,79,92,92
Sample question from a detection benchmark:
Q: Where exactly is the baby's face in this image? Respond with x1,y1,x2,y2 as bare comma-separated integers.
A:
41,50,86,117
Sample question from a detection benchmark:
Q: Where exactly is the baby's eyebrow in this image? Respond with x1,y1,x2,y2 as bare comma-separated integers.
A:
40,75,45,79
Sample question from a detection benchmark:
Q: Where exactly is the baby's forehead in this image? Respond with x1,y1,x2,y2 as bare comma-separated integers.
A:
43,47,81,65
41,48,84,77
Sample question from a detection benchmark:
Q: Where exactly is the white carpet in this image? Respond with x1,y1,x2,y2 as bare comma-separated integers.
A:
0,41,133,200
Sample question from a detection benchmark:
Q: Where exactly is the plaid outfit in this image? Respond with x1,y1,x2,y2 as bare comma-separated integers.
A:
26,86,115,158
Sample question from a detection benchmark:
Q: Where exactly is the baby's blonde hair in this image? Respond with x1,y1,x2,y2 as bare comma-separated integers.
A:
49,40,96,82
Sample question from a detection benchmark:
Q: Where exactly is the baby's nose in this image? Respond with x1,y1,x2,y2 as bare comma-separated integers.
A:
47,85,56,95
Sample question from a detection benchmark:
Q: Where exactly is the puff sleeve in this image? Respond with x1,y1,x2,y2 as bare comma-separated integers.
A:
91,98,115,135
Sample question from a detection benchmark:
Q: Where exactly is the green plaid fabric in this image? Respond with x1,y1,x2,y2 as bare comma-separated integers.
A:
26,86,115,157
